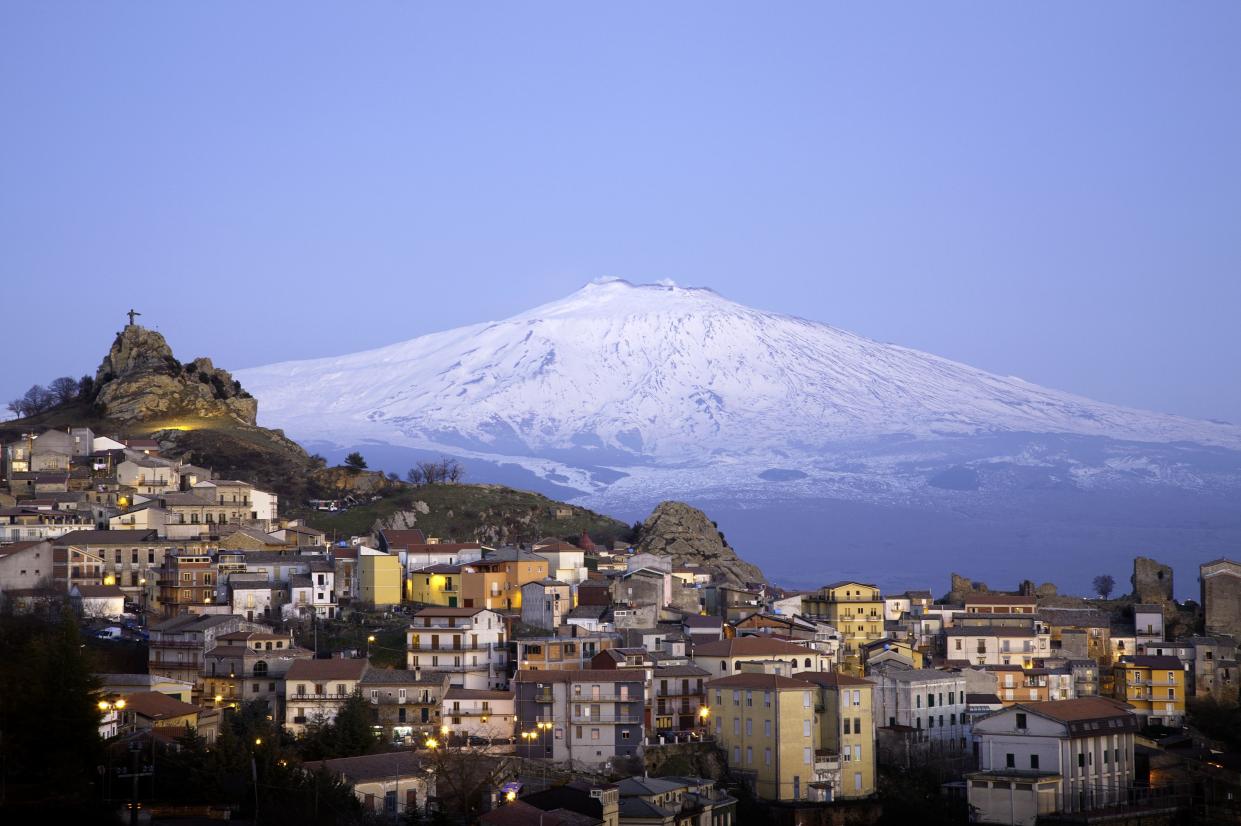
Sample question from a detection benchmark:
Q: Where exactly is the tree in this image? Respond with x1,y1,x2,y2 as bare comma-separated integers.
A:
48,376,79,404
76,374,95,400
344,452,367,471
421,743,514,822
406,467,425,486
1093,574,1116,599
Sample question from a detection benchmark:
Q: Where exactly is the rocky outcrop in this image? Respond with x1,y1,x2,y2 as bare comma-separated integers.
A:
93,325,256,425
634,501,765,586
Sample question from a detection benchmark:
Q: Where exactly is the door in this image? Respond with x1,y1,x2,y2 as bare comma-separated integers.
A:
448,596,457,607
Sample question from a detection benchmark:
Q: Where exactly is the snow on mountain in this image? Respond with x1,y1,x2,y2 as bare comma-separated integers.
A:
236,278,1241,513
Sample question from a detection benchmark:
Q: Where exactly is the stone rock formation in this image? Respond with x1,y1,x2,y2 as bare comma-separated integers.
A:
1131,556,1173,603
633,501,765,586
93,325,257,425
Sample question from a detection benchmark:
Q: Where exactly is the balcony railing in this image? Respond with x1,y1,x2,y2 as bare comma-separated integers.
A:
291,693,353,701
534,692,554,703
569,692,636,703
569,714,642,724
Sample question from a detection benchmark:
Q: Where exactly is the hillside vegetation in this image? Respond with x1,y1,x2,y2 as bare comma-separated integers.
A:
303,482,634,547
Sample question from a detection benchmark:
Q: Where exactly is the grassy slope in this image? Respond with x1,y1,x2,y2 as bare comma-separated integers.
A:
301,482,634,547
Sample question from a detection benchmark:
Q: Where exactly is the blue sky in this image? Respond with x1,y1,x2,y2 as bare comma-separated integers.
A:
3,3,1239,422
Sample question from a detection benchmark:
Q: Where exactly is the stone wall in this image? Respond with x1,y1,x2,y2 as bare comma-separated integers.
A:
1132,557,1174,603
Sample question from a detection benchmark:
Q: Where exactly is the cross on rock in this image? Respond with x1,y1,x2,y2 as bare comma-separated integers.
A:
127,308,142,326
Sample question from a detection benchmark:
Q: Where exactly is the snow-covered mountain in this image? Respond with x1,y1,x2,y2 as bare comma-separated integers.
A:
239,279,1241,593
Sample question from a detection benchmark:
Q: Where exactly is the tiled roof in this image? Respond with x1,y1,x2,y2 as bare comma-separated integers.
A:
123,691,200,720
794,671,873,688
513,669,643,684
692,637,809,657
286,658,369,681
705,673,810,690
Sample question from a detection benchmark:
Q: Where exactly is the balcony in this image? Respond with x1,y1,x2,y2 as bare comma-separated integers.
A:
534,692,554,703
814,749,841,773
569,692,635,703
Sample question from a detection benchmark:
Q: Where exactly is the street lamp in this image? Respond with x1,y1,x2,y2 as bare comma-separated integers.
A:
424,737,439,750
366,634,376,658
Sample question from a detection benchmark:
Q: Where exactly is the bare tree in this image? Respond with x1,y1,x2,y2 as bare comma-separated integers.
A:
445,459,464,484
48,376,79,405
406,467,425,486
422,741,515,821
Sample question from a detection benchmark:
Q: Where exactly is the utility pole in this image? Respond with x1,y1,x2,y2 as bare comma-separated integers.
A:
117,739,152,826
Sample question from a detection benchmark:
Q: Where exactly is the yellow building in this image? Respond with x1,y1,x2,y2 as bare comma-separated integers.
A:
1114,655,1185,727
360,551,403,608
406,564,462,607
803,581,884,674
708,673,824,802
796,672,876,799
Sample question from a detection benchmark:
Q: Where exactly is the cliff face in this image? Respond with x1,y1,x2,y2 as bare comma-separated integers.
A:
93,325,257,425
634,501,765,586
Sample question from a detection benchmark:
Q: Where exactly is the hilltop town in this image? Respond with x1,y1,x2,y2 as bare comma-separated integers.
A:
2,320,1240,826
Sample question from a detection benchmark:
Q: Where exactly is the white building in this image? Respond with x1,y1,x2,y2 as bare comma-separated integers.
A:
284,658,369,734
945,626,1051,668
406,607,507,690
968,697,1137,825
871,666,968,747
1134,604,1165,650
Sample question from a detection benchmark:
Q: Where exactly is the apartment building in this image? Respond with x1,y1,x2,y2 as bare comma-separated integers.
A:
513,669,645,770
802,581,884,673
514,630,620,672
1113,655,1186,727
871,666,968,749
968,697,1137,825
406,607,507,690
708,673,821,801
796,671,877,800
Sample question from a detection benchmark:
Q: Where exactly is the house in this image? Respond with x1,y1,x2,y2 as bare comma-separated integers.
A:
98,673,196,703
312,751,434,820
967,697,1138,825
155,551,217,616
460,548,550,610
1113,655,1186,727
944,623,1051,668
513,669,645,771
520,578,572,629
691,636,828,677
487,781,615,825
612,775,737,825
407,563,463,607
650,663,710,735
229,578,287,622
1133,604,1165,649
441,687,516,741
285,568,337,619
0,539,53,595
284,658,370,734
120,690,220,743
707,672,821,801
71,583,126,619
406,607,508,690
530,540,589,586
361,668,451,742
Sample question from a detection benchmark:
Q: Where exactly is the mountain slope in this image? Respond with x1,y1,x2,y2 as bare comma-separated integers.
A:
239,279,1239,476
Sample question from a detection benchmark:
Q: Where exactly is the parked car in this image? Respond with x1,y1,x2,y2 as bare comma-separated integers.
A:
95,626,124,641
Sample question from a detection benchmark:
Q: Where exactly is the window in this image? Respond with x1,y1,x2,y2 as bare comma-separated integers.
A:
853,744,861,761
1016,712,1027,730
764,691,771,707
733,719,740,735
803,720,812,737
745,691,752,707
733,746,740,763
764,748,771,766
1078,753,1085,767
804,747,812,764
1006,753,1015,768
745,719,752,736
916,695,921,708
745,746,753,764
1030,754,1040,769
843,718,852,735
591,728,600,741
764,720,772,737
